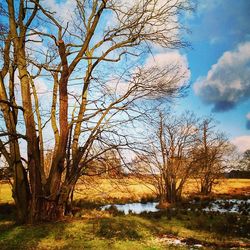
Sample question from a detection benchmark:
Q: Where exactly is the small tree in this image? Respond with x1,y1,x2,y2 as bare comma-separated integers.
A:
134,112,198,204
194,118,231,195
238,150,250,171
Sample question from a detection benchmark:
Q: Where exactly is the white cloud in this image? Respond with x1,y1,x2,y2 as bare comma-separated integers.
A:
145,50,190,82
106,50,190,97
194,41,250,112
43,0,77,23
106,0,189,50
231,135,250,153
246,112,250,120
35,78,48,95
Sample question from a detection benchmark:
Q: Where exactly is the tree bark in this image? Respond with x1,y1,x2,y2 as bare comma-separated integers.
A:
7,0,42,223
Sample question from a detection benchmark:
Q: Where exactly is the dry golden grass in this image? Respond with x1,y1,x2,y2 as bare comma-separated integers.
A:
1,178,250,204
74,177,156,203
74,177,250,203
0,182,13,203
213,178,250,195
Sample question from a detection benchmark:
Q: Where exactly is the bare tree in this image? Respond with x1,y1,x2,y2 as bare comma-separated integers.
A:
0,0,192,223
133,112,198,205
194,118,232,195
238,150,250,171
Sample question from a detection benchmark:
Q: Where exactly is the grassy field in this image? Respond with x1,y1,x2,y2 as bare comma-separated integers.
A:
0,208,249,249
0,178,249,249
73,177,250,204
1,178,250,204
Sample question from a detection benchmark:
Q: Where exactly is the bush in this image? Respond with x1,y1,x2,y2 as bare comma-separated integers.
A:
104,205,125,216
97,218,141,240
186,214,208,231
73,199,102,209
140,195,157,203
186,212,250,238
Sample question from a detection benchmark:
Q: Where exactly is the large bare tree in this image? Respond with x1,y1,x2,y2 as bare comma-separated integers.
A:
0,0,192,223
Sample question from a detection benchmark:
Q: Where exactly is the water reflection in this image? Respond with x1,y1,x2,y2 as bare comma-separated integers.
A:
102,202,159,214
101,199,250,215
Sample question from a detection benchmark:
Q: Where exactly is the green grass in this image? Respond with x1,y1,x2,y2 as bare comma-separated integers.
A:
0,217,167,250
0,210,249,250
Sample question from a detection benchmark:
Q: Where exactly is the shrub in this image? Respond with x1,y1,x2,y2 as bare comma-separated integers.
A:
104,205,125,216
97,218,141,240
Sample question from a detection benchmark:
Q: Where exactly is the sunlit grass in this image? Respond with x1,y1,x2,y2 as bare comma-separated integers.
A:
0,182,13,204
0,212,248,250
73,177,250,204
1,178,250,204
0,217,165,250
73,177,156,204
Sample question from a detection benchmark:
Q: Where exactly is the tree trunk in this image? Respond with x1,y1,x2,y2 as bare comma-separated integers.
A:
29,186,73,222
12,162,30,224
200,181,211,195
166,183,177,203
36,199,64,221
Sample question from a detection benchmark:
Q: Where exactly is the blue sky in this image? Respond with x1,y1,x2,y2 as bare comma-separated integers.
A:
1,0,249,155
28,0,250,152
174,0,250,152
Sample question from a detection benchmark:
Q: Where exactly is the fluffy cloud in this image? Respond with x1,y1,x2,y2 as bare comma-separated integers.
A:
145,51,189,73
144,50,190,86
43,0,77,23
231,135,250,153
106,50,190,96
194,42,250,112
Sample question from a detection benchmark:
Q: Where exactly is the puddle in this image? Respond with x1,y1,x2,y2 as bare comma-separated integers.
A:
101,202,159,214
201,199,250,214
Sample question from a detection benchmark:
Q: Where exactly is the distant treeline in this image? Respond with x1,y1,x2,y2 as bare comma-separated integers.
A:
224,170,250,179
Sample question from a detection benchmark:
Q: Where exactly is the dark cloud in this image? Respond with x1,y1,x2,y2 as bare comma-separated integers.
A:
194,42,250,112
212,101,235,112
